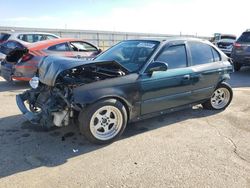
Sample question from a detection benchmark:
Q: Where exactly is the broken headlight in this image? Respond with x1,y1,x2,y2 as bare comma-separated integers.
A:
29,76,39,89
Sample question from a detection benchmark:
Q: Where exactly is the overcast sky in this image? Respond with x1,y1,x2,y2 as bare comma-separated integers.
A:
0,0,249,37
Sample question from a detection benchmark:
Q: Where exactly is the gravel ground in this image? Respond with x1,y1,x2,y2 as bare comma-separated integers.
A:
0,68,250,188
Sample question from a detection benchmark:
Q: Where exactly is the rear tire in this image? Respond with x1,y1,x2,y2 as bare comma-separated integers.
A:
234,62,241,71
202,83,233,110
78,99,127,144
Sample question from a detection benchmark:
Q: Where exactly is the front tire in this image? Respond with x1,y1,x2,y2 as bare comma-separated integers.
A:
202,83,233,110
78,99,127,144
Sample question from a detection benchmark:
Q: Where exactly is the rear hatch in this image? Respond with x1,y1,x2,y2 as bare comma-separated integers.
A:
5,48,29,64
0,33,11,44
233,32,250,56
0,48,28,81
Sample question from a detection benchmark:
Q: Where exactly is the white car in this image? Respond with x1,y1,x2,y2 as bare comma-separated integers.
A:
0,32,60,45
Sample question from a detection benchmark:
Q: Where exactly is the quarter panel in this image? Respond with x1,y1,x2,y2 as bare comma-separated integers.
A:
190,61,233,101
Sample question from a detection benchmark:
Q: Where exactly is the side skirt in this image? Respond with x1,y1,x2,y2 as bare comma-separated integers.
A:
129,99,207,123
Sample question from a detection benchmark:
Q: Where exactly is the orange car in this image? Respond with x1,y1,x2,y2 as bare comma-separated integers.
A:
1,38,101,81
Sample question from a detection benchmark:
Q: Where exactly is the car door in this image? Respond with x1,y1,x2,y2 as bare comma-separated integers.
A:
140,42,195,115
187,41,224,101
69,41,99,60
45,42,73,58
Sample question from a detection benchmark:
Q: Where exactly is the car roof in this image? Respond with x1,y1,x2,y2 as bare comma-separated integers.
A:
27,38,84,50
2,31,59,36
219,34,237,37
242,31,250,34
2,39,31,47
128,37,209,43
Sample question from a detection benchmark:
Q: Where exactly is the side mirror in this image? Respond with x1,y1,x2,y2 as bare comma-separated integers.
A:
98,48,102,53
146,61,168,74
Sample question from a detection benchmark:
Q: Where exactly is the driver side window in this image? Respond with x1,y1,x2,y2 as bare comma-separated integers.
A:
70,41,98,52
156,45,187,69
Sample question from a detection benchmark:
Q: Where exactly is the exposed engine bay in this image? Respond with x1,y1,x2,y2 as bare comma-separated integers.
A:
56,61,127,87
16,56,129,128
18,84,73,128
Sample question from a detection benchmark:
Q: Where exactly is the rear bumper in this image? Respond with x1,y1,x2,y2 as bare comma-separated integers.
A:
0,61,35,81
232,54,250,65
0,61,13,81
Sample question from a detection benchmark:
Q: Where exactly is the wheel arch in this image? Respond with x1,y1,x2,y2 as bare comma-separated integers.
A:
79,95,131,122
217,80,232,89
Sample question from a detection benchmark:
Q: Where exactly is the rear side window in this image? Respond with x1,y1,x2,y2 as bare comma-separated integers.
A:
45,35,58,40
156,45,187,69
48,43,70,51
238,32,250,43
0,33,10,41
70,41,97,52
18,34,57,42
211,48,221,62
189,42,214,65
18,34,43,43
18,34,33,43
33,34,43,42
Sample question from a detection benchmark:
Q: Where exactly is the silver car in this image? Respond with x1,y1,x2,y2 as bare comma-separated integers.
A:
0,32,60,45
213,34,236,57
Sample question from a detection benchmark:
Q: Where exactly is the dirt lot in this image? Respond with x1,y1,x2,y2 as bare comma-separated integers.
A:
0,68,250,188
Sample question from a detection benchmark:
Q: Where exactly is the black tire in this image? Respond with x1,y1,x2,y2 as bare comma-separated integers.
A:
78,99,128,144
234,62,241,71
202,82,233,110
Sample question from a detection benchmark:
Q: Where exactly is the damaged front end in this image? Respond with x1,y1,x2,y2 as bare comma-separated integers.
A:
16,84,74,128
16,56,129,128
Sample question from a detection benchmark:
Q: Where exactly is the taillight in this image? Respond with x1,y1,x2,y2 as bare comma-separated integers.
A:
233,43,242,48
21,53,33,62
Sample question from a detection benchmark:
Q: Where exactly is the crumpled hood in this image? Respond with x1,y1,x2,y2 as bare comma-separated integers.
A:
38,56,129,86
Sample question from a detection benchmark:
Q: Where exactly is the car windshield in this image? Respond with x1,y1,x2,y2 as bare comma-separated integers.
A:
238,32,250,43
94,40,160,72
219,38,235,43
221,36,236,40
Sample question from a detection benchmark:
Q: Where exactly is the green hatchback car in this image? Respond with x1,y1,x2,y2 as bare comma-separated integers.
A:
17,38,233,144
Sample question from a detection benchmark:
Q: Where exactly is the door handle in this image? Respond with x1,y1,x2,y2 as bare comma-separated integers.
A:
183,74,190,80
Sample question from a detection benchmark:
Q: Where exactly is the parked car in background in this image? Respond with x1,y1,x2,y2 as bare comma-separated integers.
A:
0,40,27,73
16,38,233,144
0,32,60,45
216,36,236,57
1,38,101,81
0,32,60,72
212,34,236,57
0,40,27,61
231,30,250,71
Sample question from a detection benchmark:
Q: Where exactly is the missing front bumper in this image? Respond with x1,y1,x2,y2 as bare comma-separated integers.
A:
16,94,39,124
